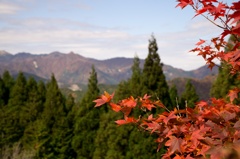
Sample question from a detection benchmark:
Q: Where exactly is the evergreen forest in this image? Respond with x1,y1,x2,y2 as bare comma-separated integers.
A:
1,35,237,159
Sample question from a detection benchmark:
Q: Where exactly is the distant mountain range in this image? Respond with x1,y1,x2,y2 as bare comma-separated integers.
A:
0,50,218,87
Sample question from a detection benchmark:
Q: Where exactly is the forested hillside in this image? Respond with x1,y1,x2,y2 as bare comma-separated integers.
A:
1,35,237,159
93,0,240,158
0,35,200,159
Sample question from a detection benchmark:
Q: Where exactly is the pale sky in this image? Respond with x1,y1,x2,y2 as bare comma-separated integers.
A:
0,0,237,70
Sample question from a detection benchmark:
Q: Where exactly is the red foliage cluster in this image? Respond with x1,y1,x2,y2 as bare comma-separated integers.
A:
94,0,240,158
177,0,240,73
94,93,240,158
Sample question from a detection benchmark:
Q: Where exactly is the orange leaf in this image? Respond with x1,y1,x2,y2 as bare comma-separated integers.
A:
148,114,154,121
186,154,194,159
115,117,137,125
115,119,128,125
109,102,122,112
93,98,106,107
196,39,205,46
196,100,208,108
142,100,156,111
190,129,205,148
93,91,114,107
154,100,165,108
194,8,207,17
228,88,240,103
145,121,161,134
121,107,132,117
173,154,183,159
143,94,151,100
120,96,137,108
176,0,193,9
141,94,156,111
165,136,183,154
163,111,177,125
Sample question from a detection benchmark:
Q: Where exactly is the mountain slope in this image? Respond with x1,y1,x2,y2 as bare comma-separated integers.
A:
0,51,218,85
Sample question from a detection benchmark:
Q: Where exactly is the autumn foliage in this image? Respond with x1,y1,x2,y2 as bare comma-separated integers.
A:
94,0,240,158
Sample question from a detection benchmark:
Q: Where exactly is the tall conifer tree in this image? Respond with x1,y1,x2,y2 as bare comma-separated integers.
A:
38,74,67,158
21,77,46,152
115,55,142,100
142,35,172,108
129,55,142,98
63,94,77,159
2,70,14,105
25,77,43,122
37,80,46,107
0,76,6,107
5,72,27,143
0,76,7,153
95,56,144,159
72,65,103,158
0,71,14,156
112,37,168,158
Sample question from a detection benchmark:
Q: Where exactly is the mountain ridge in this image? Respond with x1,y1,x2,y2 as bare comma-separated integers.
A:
0,51,218,86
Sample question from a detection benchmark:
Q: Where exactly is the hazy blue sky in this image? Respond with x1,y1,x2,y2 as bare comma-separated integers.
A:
0,0,237,70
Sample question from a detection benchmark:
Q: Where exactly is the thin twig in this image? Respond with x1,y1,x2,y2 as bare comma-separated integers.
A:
191,5,226,30
176,97,181,117
185,100,188,118
155,93,171,113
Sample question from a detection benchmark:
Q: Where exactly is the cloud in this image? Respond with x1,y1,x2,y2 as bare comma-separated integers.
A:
0,5,224,71
0,17,219,70
150,19,223,70
0,20,141,58
0,2,22,15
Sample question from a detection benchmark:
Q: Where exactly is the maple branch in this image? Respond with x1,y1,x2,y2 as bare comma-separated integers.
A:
155,93,171,112
185,100,188,118
176,97,181,117
191,5,225,30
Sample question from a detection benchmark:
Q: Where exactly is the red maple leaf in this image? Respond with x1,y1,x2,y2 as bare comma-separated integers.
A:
173,154,183,159
231,2,240,10
143,94,151,100
195,8,208,17
211,2,227,20
234,120,240,129
165,136,183,154
154,100,165,108
197,100,208,108
163,111,177,125
142,100,156,111
144,121,161,134
228,88,240,103
219,109,236,121
176,0,193,9
196,39,206,46
121,107,132,117
115,117,137,125
190,129,205,148
109,102,122,112
120,96,137,108
147,114,154,121
93,91,114,107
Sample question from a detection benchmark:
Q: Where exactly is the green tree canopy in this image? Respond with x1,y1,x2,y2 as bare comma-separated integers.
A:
142,35,172,109
180,79,199,109
169,84,179,108
72,65,104,159
210,35,240,103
